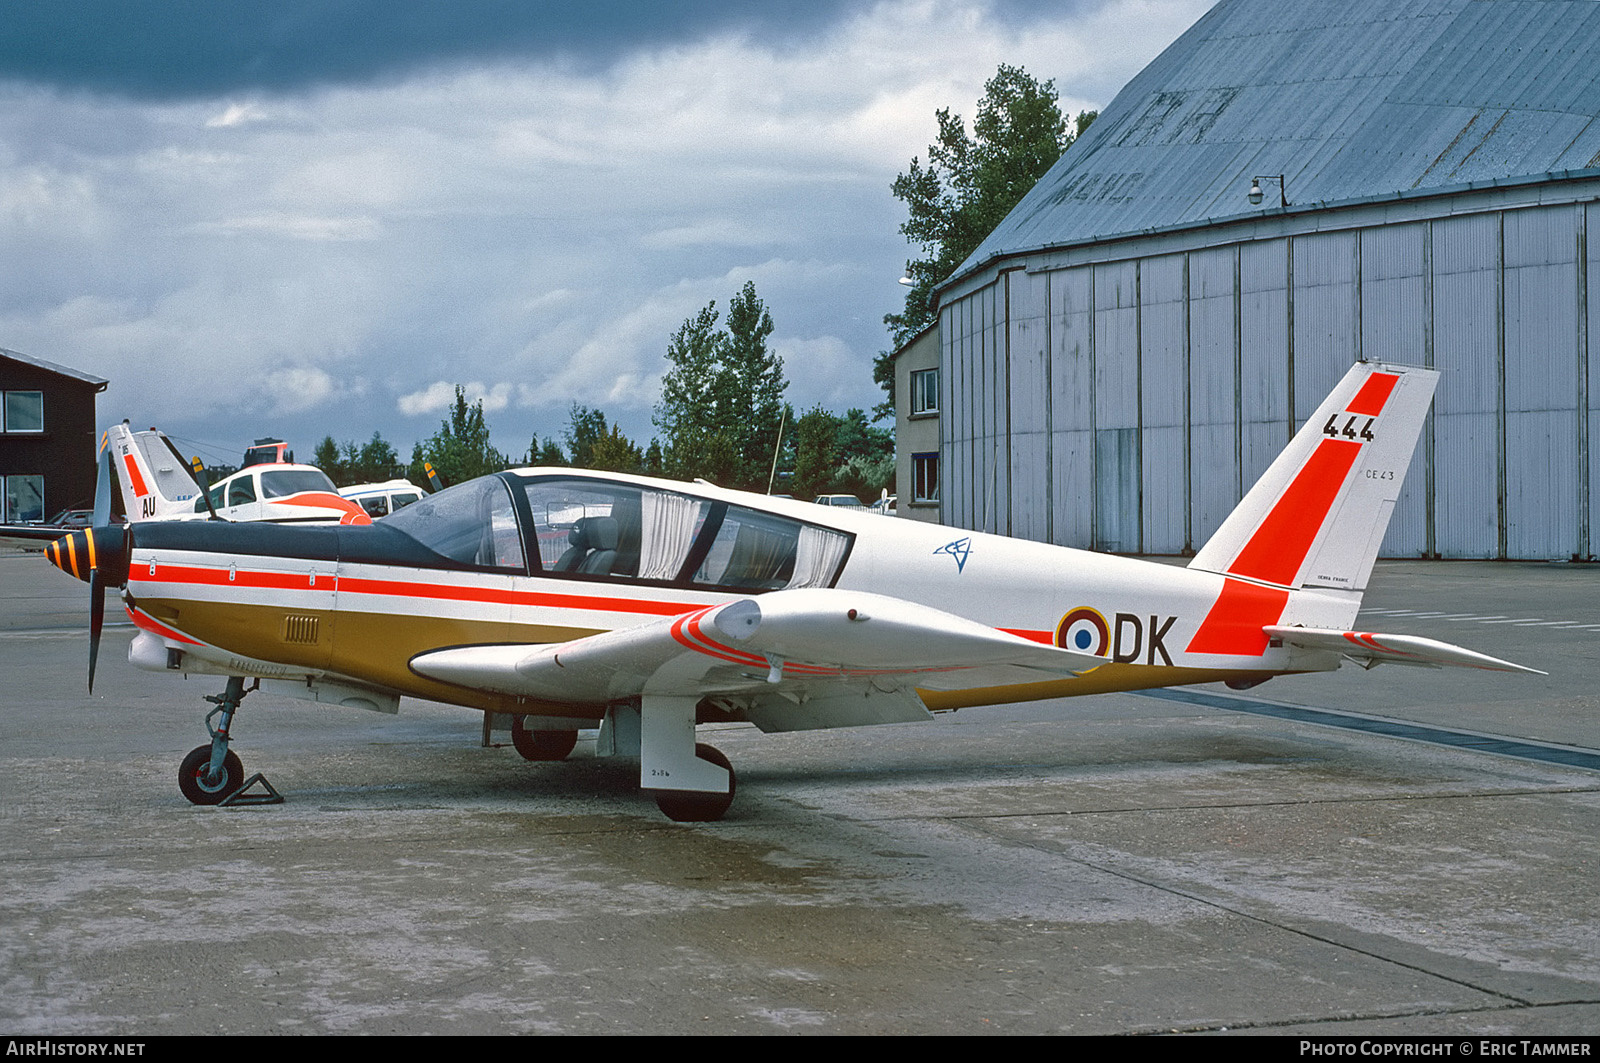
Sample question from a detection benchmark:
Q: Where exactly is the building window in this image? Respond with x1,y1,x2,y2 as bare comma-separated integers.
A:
910,368,939,415
3,391,43,433
912,452,940,504
4,474,44,523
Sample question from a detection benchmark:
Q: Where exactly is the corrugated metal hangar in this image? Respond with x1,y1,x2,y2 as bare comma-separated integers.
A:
933,0,1600,559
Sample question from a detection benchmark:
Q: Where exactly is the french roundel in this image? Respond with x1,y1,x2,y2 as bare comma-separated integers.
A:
1056,607,1109,656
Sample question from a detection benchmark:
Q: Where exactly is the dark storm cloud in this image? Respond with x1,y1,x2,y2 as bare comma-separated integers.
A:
0,1,1095,100
0,0,874,99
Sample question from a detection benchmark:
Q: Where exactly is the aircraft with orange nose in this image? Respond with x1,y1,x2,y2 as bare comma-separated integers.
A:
46,362,1538,821
104,423,369,526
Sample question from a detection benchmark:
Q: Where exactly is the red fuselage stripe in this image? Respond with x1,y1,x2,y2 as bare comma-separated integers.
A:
1185,578,1290,656
127,606,204,645
131,563,702,617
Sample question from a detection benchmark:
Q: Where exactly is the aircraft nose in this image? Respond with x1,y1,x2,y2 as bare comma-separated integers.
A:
45,526,130,585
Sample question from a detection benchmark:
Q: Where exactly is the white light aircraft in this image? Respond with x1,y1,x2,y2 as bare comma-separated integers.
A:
47,362,1538,821
104,423,369,526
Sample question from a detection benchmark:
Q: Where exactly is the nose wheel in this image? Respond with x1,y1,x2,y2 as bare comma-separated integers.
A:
178,745,244,805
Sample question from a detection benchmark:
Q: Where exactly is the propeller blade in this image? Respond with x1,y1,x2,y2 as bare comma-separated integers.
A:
44,526,130,691
423,461,446,493
88,565,105,692
92,439,113,528
190,457,222,521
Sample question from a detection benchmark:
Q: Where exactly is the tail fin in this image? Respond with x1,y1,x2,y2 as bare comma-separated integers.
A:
105,423,205,522
1189,362,1437,593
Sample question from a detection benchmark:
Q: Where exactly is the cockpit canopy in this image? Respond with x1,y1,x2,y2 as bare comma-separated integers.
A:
383,473,853,591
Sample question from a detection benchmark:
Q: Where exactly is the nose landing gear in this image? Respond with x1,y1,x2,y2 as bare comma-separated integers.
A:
177,676,281,806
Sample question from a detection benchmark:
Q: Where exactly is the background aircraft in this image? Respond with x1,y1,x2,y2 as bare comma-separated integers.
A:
104,422,369,525
44,362,1537,821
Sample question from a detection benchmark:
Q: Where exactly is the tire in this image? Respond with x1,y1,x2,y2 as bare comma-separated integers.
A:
178,745,244,805
510,717,578,762
653,743,735,823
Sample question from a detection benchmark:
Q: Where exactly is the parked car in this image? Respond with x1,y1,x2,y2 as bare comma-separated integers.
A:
812,494,865,509
869,495,897,516
45,509,96,528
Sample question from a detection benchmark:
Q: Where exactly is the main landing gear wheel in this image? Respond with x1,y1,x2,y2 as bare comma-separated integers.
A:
178,745,245,806
653,743,735,823
510,717,579,761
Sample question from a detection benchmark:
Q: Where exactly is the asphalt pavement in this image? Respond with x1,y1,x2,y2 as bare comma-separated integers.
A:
1,543,1596,1035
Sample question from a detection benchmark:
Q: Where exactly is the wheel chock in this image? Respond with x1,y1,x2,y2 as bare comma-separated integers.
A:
218,773,284,806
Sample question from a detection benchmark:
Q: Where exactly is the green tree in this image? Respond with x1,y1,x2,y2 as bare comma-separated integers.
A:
588,426,644,473
525,433,566,467
721,281,785,488
654,282,787,489
564,404,610,469
312,436,345,484
408,386,509,486
876,65,1095,416
791,406,843,502
354,432,400,483
311,431,400,487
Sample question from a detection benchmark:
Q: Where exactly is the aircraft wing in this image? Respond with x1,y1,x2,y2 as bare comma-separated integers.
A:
410,588,1107,732
1264,625,1544,674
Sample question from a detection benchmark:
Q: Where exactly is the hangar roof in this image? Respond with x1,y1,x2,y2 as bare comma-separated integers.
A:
945,0,1600,291
1,347,107,390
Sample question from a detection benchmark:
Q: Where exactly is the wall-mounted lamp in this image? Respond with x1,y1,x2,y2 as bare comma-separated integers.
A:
1248,174,1287,208
898,276,915,286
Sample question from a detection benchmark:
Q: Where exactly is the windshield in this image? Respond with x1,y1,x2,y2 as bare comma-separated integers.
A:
383,475,525,570
260,469,337,499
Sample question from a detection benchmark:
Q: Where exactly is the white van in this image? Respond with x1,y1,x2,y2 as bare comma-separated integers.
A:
340,479,427,519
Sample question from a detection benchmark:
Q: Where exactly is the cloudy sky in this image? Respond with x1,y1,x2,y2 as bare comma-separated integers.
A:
0,0,1213,468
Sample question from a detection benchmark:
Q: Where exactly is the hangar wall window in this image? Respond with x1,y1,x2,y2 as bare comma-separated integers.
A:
910,369,939,415
4,474,44,523
2,391,43,433
913,453,940,504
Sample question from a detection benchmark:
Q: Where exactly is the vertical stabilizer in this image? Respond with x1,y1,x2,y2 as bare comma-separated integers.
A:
106,423,204,521
1188,362,1437,593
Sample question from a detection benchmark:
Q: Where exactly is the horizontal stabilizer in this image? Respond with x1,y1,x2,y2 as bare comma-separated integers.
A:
1264,625,1543,674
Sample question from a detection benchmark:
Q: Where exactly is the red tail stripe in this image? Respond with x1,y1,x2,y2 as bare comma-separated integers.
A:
1227,439,1361,586
122,454,149,498
1346,372,1399,416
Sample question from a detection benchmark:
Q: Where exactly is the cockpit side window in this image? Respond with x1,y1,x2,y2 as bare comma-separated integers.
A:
522,478,723,582
689,507,850,591
382,475,525,571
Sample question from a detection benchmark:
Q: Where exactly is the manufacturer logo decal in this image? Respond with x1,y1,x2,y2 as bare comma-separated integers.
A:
934,537,971,573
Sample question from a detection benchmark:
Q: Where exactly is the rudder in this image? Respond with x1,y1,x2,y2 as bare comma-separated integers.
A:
1188,362,1437,593
106,423,204,521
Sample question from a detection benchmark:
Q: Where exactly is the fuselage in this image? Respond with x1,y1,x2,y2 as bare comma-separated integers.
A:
96,467,1350,718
